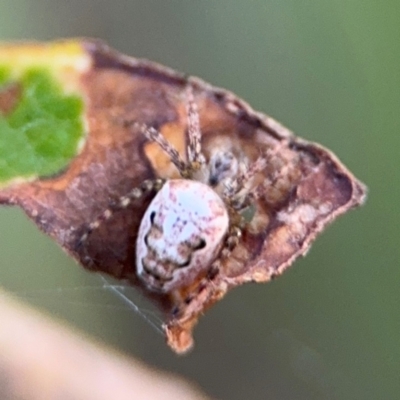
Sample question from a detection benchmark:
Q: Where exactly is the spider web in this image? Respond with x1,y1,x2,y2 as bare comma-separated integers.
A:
98,275,164,335
0,206,166,338
12,274,165,337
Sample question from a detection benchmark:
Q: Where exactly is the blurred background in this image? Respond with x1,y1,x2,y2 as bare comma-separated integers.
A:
0,1,398,399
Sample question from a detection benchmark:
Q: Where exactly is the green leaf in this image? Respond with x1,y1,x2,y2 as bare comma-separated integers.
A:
0,67,84,183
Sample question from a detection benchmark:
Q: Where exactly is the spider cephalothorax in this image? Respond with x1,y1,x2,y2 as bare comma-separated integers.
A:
79,86,266,301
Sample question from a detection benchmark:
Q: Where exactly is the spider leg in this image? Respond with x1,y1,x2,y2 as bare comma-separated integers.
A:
171,224,243,317
223,139,291,208
222,156,267,205
236,156,267,191
248,181,268,202
77,178,165,246
135,123,188,176
185,85,206,169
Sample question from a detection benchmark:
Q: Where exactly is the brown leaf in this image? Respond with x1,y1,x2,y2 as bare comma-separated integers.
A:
0,39,366,353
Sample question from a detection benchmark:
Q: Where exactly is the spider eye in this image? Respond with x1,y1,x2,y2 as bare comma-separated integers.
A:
150,211,156,224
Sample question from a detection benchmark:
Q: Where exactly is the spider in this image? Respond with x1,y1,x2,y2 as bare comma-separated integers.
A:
78,85,267,301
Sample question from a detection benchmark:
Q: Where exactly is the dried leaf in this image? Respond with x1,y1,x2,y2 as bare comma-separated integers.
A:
0,39,366,353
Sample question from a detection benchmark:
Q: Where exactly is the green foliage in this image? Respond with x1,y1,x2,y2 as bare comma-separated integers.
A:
0,68,84,183
0,67,10,85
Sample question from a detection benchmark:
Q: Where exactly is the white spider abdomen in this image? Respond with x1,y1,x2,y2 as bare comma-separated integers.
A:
136,179,229,292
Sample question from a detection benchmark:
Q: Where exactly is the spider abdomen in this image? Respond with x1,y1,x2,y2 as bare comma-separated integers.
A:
136,179,229,292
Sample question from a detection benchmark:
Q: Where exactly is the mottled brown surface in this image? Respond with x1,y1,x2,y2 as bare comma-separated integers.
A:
0,83,21,115
0,40,366,353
